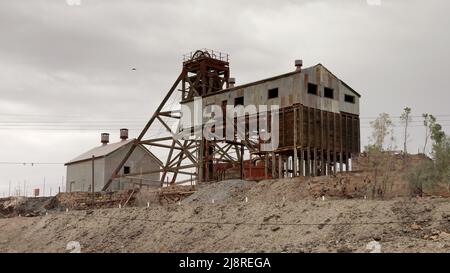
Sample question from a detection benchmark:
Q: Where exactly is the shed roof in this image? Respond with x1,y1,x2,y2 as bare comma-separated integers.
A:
65,139,133,165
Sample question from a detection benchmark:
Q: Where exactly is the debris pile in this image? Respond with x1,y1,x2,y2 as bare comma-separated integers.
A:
182,180,255,204
0,197,53,218
47,189,138,211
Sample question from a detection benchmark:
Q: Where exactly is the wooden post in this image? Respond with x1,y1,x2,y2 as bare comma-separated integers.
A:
320,110,324,176
284,156,288,178
139,167,143,189
306,147,310,176
326,150,331,175
340,114,344,173
313,149,317,176
91,155,95,202
321,150,325,176
278,155,283,179
299,148,304,176
271,152,276,178
346,152,350,172
299,105,304,177
293,107,298,177
265,153,269,179
199,139,204,183
333,152,337,174
249,154,252,178
240,142,244,180
326,112,331,176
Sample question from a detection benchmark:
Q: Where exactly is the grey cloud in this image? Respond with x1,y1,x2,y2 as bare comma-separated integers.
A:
0,0,450,194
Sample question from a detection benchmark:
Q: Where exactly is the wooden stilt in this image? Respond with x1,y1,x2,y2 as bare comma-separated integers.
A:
326,150,331,175
293,107,298,177
306,147,310,176
313,149,317,176
278,155,283,179
265,153,269,179
333,152,337,175
271,152,276,179
345,152,350,172
299,148,304,176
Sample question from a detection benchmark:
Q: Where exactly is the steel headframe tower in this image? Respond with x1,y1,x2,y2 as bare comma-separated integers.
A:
102,49,260,191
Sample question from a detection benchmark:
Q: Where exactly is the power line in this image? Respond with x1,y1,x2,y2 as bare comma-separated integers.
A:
1,113,450,121
0,162,64,165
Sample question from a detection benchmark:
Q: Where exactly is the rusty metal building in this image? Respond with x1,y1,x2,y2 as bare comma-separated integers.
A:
102,50,361,190
180,51,360,180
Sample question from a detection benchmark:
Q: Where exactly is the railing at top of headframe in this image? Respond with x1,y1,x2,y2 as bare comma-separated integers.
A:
183,49,229,63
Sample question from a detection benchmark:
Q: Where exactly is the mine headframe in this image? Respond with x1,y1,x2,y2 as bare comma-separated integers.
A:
102,49,256,191
181,49,230,100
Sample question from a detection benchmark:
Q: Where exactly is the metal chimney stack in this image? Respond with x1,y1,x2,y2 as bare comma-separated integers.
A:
120,128,129,141
101,133,109,145
229,77,236,88
295,59,303,72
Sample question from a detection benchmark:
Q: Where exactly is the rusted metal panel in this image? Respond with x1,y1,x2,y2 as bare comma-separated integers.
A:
175,60,361,180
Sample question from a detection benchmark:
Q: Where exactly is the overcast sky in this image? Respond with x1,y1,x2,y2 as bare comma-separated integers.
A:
1,0,449,196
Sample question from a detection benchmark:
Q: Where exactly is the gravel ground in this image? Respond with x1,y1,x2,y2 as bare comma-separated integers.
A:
1,178,450,253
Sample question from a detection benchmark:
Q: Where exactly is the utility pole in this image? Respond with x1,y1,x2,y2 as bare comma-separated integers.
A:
61,176,64,193
240,141,244,180
8,180,11,197
139,167,143,189
91,155,95,202
23,180,26,197
43,177,46,197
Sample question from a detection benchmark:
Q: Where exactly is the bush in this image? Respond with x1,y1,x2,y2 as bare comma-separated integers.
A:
406,160,439,196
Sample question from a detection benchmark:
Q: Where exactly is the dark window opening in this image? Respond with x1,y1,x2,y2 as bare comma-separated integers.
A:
124,166,130,174
344,94,355,104
324,87,334,99
307,83,318,95
234,96,244,106
268,88,278,99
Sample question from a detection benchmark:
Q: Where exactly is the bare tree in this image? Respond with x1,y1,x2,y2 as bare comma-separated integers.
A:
400,107,412,157
369,112,394,150
422,113,435,155
365,113,395,199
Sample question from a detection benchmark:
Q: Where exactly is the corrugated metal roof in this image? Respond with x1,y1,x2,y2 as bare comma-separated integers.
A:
316,64,361,98
65,139,134,165
180,63,361,103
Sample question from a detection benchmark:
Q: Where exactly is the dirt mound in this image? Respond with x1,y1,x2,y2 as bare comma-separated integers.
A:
1,196,450,253
0,197,53,217
352,152,432,198
182,180,256,204
0,153,447,253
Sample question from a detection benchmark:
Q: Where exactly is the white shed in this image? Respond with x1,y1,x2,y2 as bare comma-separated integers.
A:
65,130,161,192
